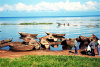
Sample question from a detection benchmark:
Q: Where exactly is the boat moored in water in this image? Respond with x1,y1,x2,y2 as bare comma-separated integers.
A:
0,38,13,44
18,32,38,37
45,32,65,37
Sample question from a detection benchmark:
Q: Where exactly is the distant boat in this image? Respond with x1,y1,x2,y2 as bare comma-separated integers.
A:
18,32,38,37
45,32,65,37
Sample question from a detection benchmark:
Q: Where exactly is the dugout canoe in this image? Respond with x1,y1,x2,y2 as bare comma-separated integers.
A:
18,32,38,37
0,38,13,44
10,45,35,51
45,32,65,37
28,38,41,50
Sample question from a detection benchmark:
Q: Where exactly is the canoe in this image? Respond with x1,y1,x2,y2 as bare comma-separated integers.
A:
90,33,99,41
10,45,35,51
28,38,41,50
0,38,13,44
18,32,38,37
45,32,65,37
40,37,50,49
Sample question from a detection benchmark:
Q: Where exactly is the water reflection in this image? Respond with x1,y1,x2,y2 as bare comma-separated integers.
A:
1,46,10,50
50,45,63,51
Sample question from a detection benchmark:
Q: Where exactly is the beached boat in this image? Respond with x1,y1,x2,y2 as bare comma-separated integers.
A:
10,38,41,51
90,33,99,41
10,45,35,51
45,32,65,37
40,37,50,49
18,32,38,37
28,38,41,50
0,38,13,44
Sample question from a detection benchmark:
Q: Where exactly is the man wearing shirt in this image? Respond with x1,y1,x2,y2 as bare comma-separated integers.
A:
89,39,95,56
74,38,78,54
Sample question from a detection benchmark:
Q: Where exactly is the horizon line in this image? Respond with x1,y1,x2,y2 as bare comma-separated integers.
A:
0,15,100,18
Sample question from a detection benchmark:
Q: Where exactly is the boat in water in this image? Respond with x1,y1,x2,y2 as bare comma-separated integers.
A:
45,32,65,37
18,32,38,37
0,38,13,44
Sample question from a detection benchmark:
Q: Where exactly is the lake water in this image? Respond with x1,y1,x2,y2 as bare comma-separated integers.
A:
0,16,100,51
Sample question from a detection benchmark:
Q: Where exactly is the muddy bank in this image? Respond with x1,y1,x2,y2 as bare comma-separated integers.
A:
0,47,100,58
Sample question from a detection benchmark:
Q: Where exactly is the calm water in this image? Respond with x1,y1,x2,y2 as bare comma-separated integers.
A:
0,16,100,51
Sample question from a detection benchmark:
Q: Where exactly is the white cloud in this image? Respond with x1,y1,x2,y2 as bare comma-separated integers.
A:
0,0,100,12
0,7,4,11
0,4,13,11
15,3,33,12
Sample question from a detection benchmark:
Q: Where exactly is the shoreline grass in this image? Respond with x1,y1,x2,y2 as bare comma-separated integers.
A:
0,23,16,25
0,55,100,67
0,22,53,25
90,19,100,21
19,22,53,25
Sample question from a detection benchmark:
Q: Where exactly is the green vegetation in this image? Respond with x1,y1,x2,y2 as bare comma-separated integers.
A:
19,22,53,25
0,22,53,25
90,19,100,21
0,23,16,25
86,25,100,28
0,55,100,67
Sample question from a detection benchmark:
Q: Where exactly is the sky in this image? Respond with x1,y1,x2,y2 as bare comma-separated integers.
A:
0,0,100,17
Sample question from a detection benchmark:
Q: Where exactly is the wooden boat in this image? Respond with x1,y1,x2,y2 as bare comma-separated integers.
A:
28,38,41,50
40,37,50,49
10,38,41,51
0,38,13,44
40,35,58,42
18,32,38,37
10,45,35,51
45,32,65,37
90,33,99,41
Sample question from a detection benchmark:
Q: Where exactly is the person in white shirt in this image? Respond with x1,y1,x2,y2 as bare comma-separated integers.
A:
74,38,78,54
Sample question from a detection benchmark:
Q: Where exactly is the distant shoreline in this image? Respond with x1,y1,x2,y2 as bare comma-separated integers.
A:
0,22,53,25
0,15,100,18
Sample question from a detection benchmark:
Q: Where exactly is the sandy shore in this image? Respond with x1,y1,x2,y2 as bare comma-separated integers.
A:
0,47,100,58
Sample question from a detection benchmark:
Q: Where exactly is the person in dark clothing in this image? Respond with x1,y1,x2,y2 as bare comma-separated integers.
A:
97,40,100,55
89,39,95,56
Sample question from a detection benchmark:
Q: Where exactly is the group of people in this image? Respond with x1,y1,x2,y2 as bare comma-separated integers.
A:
74,38,100,56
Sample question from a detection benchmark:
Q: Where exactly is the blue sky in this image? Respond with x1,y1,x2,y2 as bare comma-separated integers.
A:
0,0,100,17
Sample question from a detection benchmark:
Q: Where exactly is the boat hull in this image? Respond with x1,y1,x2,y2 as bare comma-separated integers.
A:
0,38,13,44
10,45,35,51
45,32,65,37
18,32,38,37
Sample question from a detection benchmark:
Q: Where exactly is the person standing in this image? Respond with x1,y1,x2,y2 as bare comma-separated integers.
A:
97,40,100,55
89,39,95,56
74,38,78,54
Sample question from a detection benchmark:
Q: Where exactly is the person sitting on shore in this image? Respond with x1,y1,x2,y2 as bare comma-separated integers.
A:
89,39,95,56
74,38,78,54
97,40,100,56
